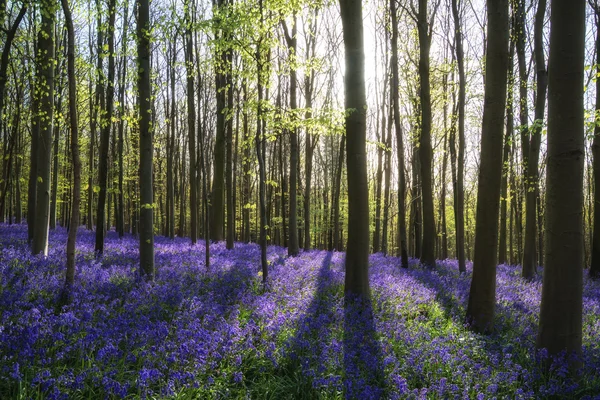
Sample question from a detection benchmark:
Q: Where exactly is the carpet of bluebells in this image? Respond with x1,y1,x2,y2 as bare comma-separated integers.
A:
0,224,600,399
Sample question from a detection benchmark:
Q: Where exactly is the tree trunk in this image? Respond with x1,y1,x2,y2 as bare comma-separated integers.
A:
256,0,269,281
185,0,197,245
226,33,235,249
451,0,466,273
95,0,116,254
591,6,600,280
499,39,515,265
390,0,408,267
61,0,81,292
32,0,56,256
416,0,436,268
137,0,154,279
465,0,509,333
537,0,585,362
283,17,299,256
117,0,129,239
340,0,370,297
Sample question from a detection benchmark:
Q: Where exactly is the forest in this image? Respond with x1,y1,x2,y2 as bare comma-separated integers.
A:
0,0,599,397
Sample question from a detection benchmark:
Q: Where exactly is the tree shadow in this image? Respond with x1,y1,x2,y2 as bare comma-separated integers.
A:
343,292,385,399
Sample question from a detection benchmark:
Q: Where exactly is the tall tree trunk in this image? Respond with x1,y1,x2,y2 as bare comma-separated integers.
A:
226,29,234,249
28,23,39,243
32,0,56,256
332,135,345,251
185,0,197,245
117,0,129,238
256,6,268,282
95,0,116,254
283,16,299,256
465,0,509,333
416,0,436,268
242,78,251,242
537,0,584,361
591,5,600,280
522,0,547,279
61,0,80,292
211,0,227,242
340,0,370,297
382,105,392,255
451,0,466,273
499,39,515,265
390,0,408,267
137,0,154,279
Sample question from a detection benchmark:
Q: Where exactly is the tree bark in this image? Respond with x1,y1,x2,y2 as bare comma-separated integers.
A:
32,0,56,256
340,0,370,297
61,0,81,292
591,5,600,280
451,0,466,273
465,0,509,333
537,0,585,362
522,0,547,279
390,0,408,267
185,0,197,245
95,0,116,254
416,0,436,268
137,0,154,279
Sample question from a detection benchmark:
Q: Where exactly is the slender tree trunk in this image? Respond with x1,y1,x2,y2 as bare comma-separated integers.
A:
451,0,466,272
390,0,408,267
185,0,197,245
61,0,80,293
416,0,436,268
117,0,128,238
283,17,299,256
242,78,251,242
95,0,116,254
333,135,345,251
499,39,515,265
32,0,56,256
382,105,392,255
211,0,227,242
537,0,585,362
522,0,547,278
137,0,154,279
256,3,268,281
465,0,509,333
591,7,600,280
226,33,234,249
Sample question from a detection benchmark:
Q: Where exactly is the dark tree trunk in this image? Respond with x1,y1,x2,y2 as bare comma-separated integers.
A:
226,35,234,249
537,0,585,362
390,0,408,267
95,0,116,254
332,135,345,251
451,0,466,273
185,0,197,245
117,0,129,238
137,0,154,279
32,0,56,256
522,0,547,278
283,17,299,256
61,0,81,292
591,6,600,280
465,0,509,333
416,0,436,268
340,0,370,297
499,39,515,265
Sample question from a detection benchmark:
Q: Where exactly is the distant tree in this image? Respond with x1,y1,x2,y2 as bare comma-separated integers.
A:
340,0,370,297
32,0,57,256
138,0,154,279
466,0,509,333
537,0,585,361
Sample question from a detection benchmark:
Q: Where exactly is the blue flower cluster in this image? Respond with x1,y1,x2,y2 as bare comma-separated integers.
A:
0,224,599,399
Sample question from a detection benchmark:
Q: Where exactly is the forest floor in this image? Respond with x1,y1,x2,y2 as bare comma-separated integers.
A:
0,224,599,399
